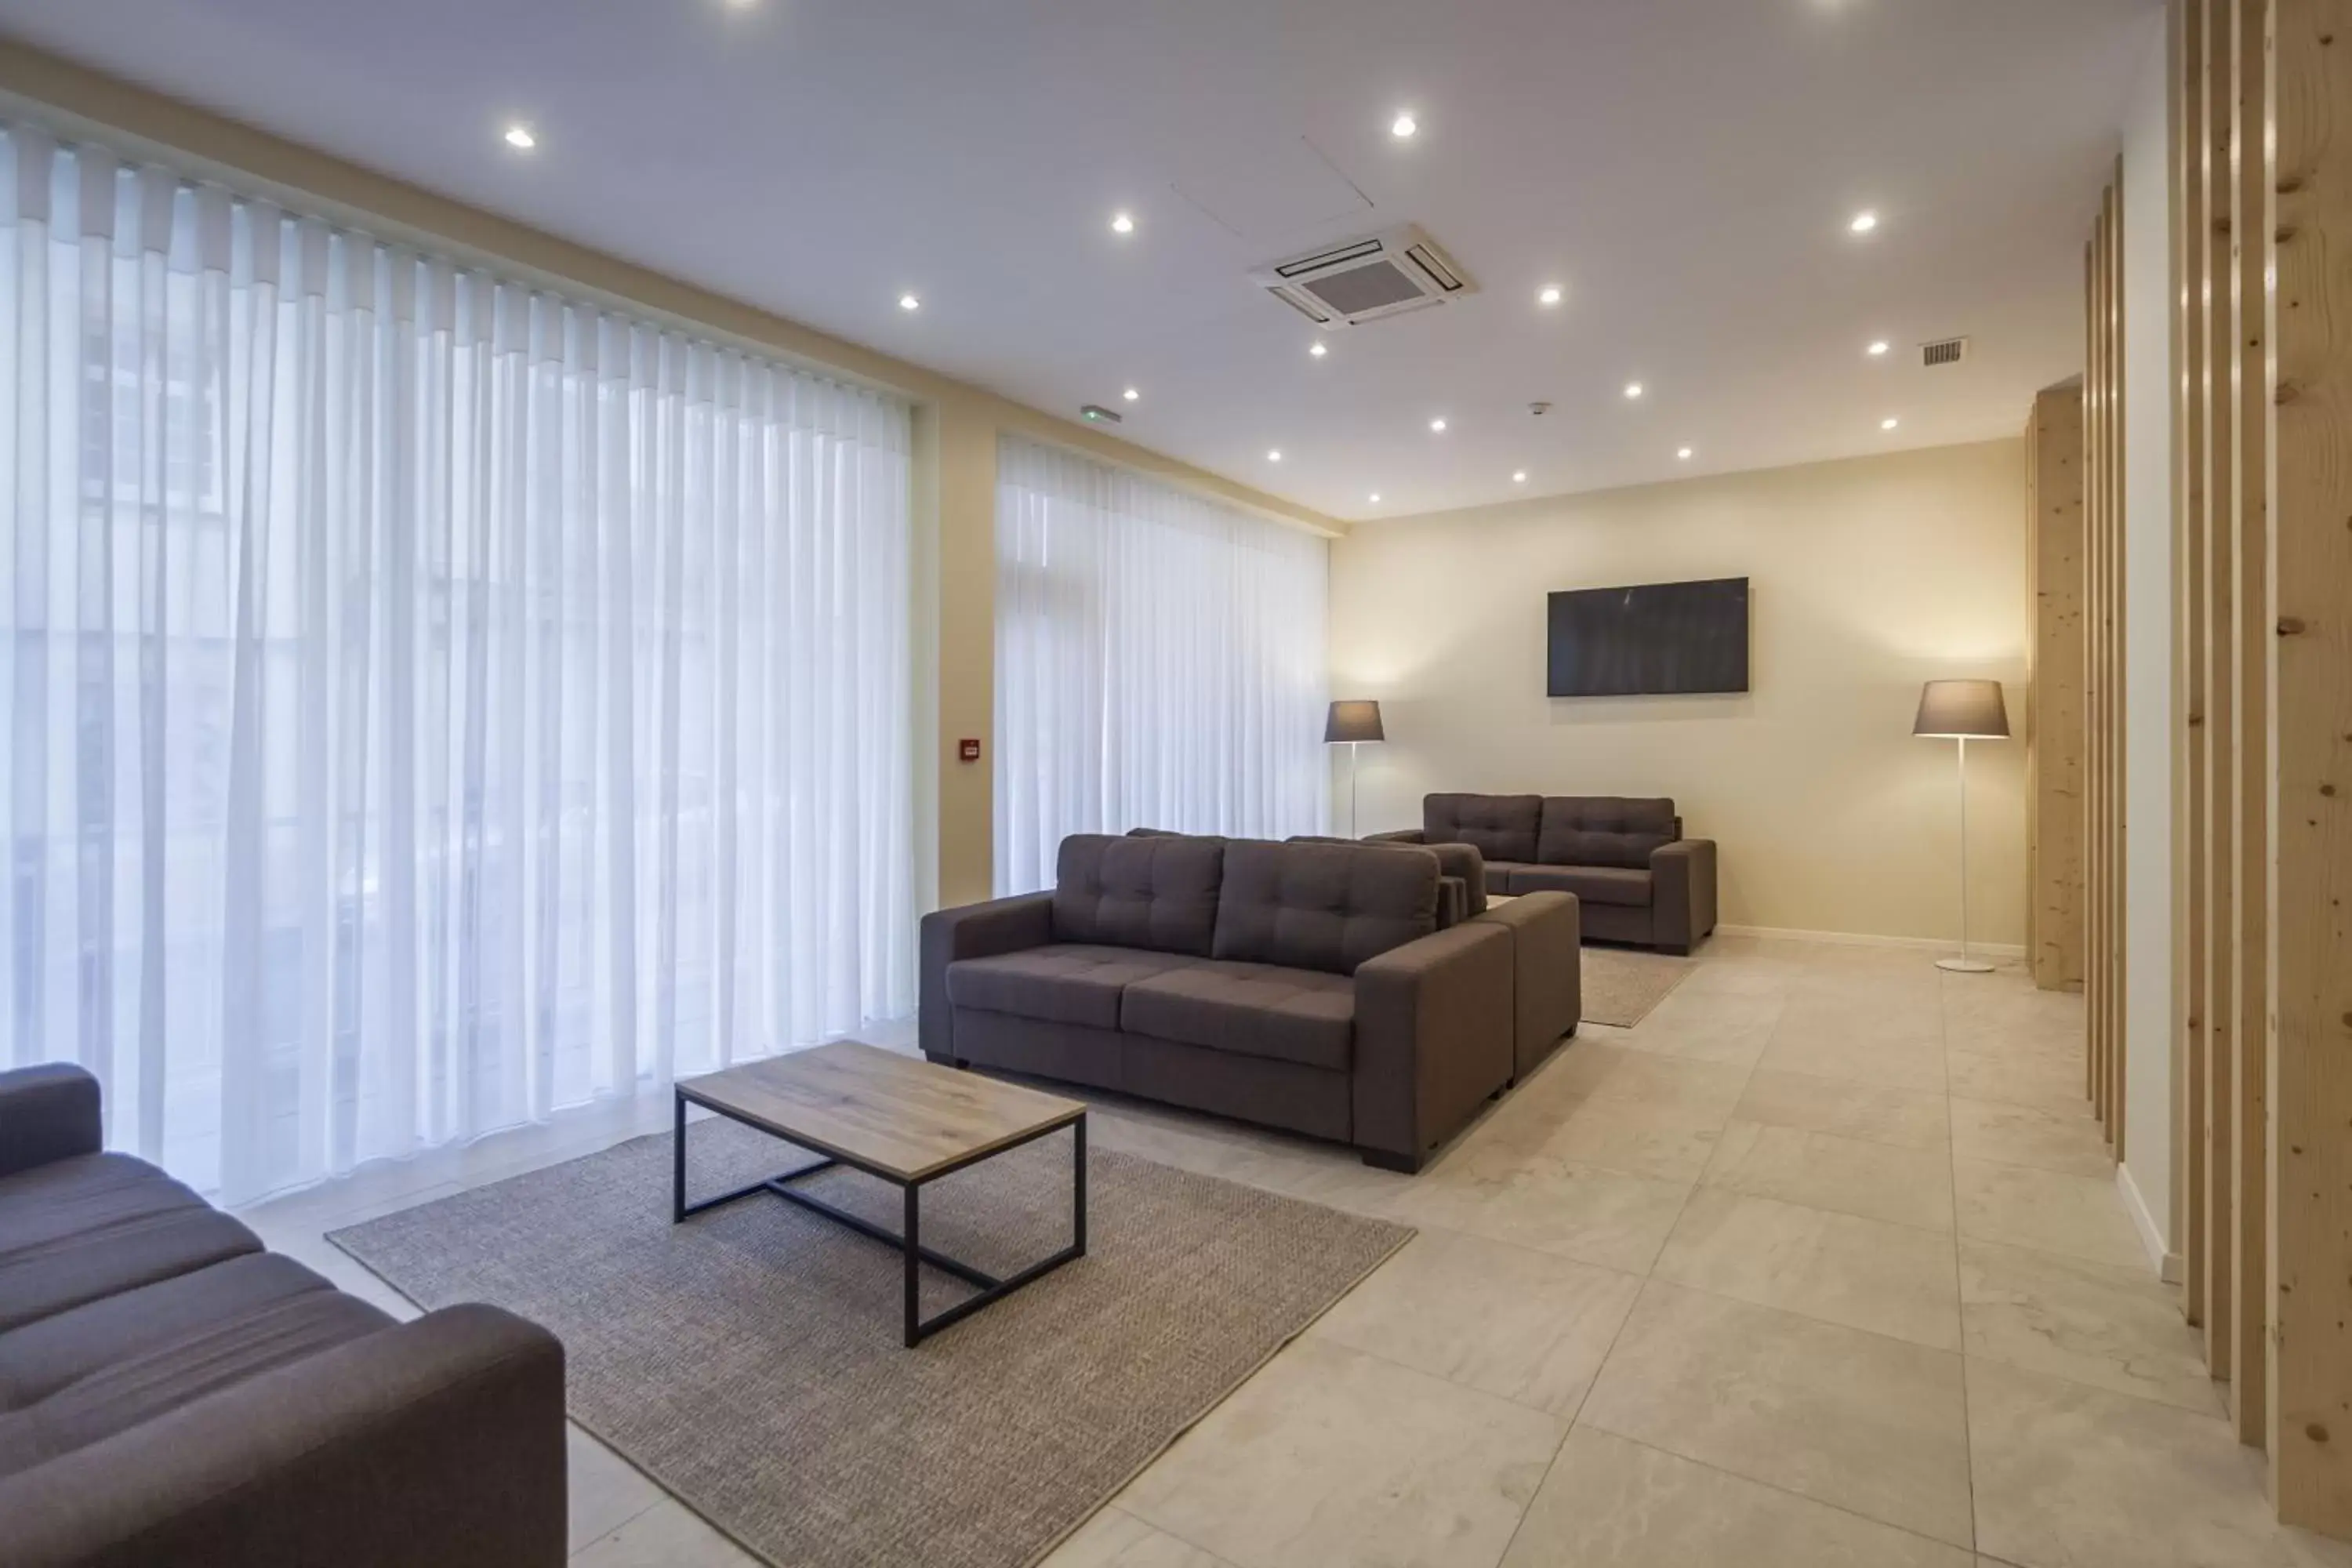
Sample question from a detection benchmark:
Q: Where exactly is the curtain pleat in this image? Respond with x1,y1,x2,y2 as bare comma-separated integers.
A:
993,435,1328,895
0,129,915,1203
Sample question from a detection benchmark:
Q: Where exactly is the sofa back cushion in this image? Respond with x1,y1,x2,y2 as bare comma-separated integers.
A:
1423,793,1541,866
1213,840,1439,976
1052,833,1225,955
1537,797,1681,869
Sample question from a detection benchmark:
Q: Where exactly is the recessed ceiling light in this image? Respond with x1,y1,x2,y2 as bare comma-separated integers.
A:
1677,447,1694,460
502,124,536,151
1867,339,1891,357
1309,341,1329,358
1391,111,1418,139
898,293,920,312
1369,492,1381,503
1110,212,1134,234
1624,383,1644,400
1429,418,1448,433
1267,449,1283,462
1849,210,1879,234
1512,470,1528,484
1122,387,1139,401
1537,285,1563,307
1881,416,1900,430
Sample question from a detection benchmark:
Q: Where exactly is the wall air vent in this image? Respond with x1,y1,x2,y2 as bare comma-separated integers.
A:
1247,223,1478,328
1920,336,1971,368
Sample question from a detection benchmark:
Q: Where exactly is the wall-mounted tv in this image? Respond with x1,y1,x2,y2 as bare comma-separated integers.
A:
1547,577,1751,697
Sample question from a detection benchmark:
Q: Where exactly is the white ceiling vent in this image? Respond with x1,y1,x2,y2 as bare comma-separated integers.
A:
1920,336,1971,368
1248,224,1477,328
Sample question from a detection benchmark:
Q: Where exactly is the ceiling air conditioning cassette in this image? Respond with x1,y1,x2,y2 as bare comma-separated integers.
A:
1248,224,1477,328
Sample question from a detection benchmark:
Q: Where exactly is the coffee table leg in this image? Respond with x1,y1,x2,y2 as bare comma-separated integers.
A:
902,1181,921,1348
1073,1115,1087,1255
672,1090,686,1224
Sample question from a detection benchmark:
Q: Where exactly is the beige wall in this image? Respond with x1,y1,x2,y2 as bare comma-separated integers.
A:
0,42,1338,913
1330,439,2031,946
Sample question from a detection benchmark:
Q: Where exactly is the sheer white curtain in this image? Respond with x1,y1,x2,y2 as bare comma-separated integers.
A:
0,127,914,1203
994,434,1327,894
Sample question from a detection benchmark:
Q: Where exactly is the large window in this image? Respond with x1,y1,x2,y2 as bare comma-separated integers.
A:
1,128,914,1203
994,434,1328,893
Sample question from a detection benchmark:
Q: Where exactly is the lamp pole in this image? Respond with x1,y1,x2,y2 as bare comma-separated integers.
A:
1938,735,1992,974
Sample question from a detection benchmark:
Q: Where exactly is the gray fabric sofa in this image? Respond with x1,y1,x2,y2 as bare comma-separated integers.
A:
922,833,1542,1171
1374,793,1718,953
0,1063,567,1568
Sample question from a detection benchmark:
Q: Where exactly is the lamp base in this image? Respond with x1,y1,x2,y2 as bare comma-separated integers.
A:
1935,957,1996,975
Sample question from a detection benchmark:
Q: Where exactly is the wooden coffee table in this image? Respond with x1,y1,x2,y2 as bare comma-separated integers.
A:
672,1041,1086,1346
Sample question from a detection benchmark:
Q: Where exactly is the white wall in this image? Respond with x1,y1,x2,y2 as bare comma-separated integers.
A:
2119,14,2178,1270
1329,440,2029,946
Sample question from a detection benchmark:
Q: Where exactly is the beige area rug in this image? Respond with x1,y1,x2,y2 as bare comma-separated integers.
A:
329,1117,1410,1568
1581,944,1697,1027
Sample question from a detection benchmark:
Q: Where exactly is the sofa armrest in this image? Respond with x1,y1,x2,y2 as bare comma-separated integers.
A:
1470,890,1583,1076
1351,922,1515,1170
0,1063,103,1180
0,1303,567,1568
1362,829,1426,845
1650,838,1719,954
919,892,1056,1061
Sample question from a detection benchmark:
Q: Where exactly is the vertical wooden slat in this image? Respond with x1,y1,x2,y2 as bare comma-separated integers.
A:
2201,0,2241,1381
2176,0,2214,1331
2116,182,2130,1128
2098,220,2117,1128
2227,0,2272,1447
2028,387,2088,995
2269,0,2352,1531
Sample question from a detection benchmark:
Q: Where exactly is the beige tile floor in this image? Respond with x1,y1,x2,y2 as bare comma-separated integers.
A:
237,936,2352,1568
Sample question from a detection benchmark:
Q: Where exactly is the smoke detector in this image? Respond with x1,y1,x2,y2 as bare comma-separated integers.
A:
1248,223,1478,328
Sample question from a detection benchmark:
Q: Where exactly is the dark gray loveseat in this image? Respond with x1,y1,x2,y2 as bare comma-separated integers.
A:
921,833,1548,1171
1374,793,1719,953
0,1064,567,1568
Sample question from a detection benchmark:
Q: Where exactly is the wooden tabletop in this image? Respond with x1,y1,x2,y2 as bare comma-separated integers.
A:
677,1041,1085,1184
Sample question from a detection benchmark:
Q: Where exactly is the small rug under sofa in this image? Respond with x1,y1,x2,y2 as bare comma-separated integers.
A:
1579,945,1697,1028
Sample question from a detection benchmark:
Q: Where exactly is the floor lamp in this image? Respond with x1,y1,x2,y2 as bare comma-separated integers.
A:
1325,700,1385,838
1914,679,2010,974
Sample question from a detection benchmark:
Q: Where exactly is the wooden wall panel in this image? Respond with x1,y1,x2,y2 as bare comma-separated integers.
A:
2027,387,2087,993
2269,0,2352,1531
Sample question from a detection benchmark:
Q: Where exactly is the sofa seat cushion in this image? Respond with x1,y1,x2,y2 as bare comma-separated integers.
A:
0,1154,263,1333
1508,864,1654,907
1120,961,1356,1071
0,1253,336,1413
0,1286,394,1478
946,944,1205,1029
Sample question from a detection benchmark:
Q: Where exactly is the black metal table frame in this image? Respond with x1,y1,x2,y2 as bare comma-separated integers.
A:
670,1088,1086,1347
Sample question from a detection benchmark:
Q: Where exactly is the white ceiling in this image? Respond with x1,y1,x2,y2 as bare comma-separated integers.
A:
0,0,2158,521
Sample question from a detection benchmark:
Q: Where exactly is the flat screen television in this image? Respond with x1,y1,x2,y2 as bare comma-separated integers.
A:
1547,577,1751,697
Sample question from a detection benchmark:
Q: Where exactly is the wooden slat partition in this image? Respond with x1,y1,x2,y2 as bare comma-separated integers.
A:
2026,386,2087,993
2223,0,2270,1447
2084,173,2127,1152
2200,0,2240,1382
2172,0,2212,1329
2270,0,2352,1530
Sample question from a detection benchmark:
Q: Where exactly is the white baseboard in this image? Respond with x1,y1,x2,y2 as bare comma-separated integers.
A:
1714,924,2027,960
2116,1161,2181,1281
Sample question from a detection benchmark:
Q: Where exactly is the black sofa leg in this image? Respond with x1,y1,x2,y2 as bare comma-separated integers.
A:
1360,1148,1424,1174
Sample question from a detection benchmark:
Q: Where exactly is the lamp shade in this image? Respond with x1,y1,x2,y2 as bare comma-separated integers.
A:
1325,699,1385,744
1913,680,2010,739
